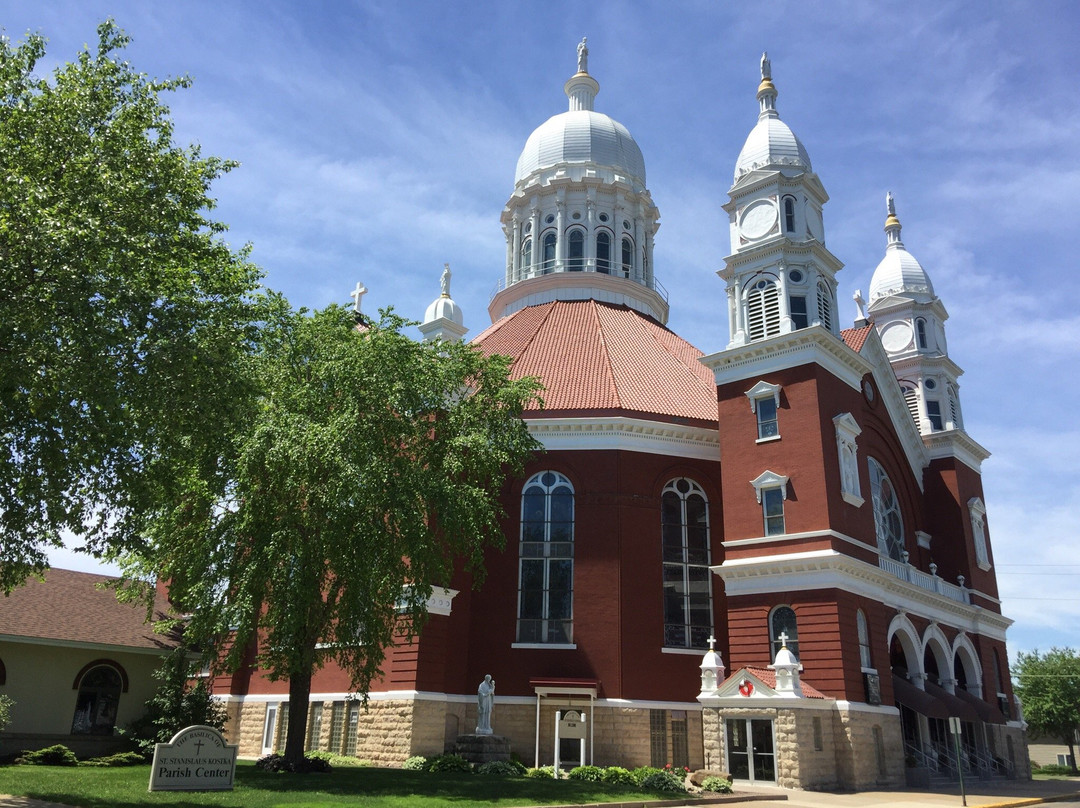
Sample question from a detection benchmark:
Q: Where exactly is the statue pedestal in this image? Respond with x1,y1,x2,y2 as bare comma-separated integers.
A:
453,733,511,764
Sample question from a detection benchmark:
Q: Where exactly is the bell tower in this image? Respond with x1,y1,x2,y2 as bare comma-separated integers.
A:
720,54,843,348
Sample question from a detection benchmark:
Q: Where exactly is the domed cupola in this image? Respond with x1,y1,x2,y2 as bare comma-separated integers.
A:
867,194,966,438
868,192,935,306
514,46,647,192
419,264,467,343
491,38,666,326
733,53,812,182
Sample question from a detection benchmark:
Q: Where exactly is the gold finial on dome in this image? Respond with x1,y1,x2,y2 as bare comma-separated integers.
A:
884,191,901,230
757,51,776,96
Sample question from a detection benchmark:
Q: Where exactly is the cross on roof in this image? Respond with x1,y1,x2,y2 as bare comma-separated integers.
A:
350,281,368,313
707,633,716,651
778,630,789,648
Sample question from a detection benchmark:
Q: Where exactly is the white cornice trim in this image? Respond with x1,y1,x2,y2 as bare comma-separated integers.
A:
923,430,991,470
488,271,668,325
722,528,876,552
524,416,720,461
711,549,1013,640
701,326,866,391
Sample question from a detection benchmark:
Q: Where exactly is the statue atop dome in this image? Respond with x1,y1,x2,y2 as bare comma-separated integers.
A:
441,262,451,297
577,37,588,74
760,51,771,80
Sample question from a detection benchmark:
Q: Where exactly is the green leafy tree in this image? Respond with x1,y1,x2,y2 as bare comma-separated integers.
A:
0,21,264,591
126,305,542,767
124,647,227,757
1014,648,1080,772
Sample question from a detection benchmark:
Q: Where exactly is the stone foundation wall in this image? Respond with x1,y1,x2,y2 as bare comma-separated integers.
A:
833,707,904,790
705,703,904,790
233,697,707,769
986,723,1031,779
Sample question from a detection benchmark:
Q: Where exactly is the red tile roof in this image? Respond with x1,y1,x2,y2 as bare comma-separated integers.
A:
473,300,718,423
0,568,177,652
841,325,873,353
741,666,829,699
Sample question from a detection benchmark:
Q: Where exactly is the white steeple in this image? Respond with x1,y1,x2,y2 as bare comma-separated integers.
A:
490,39,667,325
720,54,842,348
419,263,467,343
698,633,726,699
868,195,965,437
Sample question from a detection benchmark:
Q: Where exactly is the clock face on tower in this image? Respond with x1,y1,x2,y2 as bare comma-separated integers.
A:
739,200,778,241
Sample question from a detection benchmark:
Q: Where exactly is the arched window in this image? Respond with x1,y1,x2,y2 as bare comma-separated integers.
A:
783,196,796,233
542,232,557,272
661,478,712,649
567,228,585,271
857,609,873,669
518,471,574,644
969,497,990,570
0,655,5,685
746,278,781,340
816,282,832,331
520,237,532,276
596,231,611,274
915,318,928,349
621,237,633,278
868,458,904,561
71,663,123,735
770,605,799,660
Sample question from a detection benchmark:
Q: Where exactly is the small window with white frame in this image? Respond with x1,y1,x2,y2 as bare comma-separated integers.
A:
751,470,788,536
969,497,990,570
745,381,782,441
833,412,864,507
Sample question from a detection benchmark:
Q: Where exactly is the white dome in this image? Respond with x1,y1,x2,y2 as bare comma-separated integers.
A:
424,295,463,326
869,198,935,307
773,645,799,667
869,247,935,305
734,115,811,181
514,109,646,187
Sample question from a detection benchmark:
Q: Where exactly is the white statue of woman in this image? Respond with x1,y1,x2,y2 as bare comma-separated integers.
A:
577,37,588,73
476,674,495,735
440,263,451,297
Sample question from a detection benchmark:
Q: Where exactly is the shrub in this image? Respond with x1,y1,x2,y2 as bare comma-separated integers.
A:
630,765,662,784
477,760,520,776
17,745,79,766
123,648,228,758
84,752,146,767
403,755,428,771
254,753,332,773
601,766,636,785
427,753,472,773
701,774,733,793
0,695,13,733
526,765,559,779
568,764,604,782
1036,763,1077,776
640,769,686,793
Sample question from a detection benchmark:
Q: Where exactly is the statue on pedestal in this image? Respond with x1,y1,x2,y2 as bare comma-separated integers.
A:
476,674,495,735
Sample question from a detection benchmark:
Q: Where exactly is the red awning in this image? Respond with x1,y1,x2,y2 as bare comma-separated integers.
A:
892,674,949,719
954,686,1007,725
924,681,982,724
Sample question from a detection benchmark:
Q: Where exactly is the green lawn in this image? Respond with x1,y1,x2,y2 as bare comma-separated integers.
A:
0,761,687,807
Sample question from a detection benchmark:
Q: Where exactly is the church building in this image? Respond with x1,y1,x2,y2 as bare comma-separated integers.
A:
218,43,1026,791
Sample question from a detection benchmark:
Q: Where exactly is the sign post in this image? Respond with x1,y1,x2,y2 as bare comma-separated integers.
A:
948,716,966,806
149,725,238,792
554,710,587,777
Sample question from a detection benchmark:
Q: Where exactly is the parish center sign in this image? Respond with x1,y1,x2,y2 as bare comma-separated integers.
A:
149,725,238,791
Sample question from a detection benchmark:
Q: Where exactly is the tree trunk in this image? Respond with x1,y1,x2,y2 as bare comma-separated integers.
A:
283,667,313,768
1067,738,1077,773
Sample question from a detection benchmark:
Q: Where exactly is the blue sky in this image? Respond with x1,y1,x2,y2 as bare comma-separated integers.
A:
6,1,1078,661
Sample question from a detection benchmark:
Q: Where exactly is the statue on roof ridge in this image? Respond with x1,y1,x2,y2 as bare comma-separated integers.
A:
577,37,588,73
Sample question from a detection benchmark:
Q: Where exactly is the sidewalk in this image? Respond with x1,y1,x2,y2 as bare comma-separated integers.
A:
724,776,1080,808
